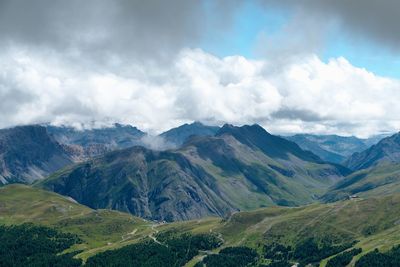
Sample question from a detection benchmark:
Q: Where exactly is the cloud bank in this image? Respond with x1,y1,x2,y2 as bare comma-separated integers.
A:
1,47,399,137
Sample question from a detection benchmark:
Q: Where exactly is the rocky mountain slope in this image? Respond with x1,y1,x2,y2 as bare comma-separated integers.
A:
46,123,146,160
39,124,349,221
0,125,73,185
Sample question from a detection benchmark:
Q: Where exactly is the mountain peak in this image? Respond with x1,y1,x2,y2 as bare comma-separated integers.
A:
217,123,270,136
217,124,321,162
284,134,377,164
160,122,220,147
112,123,144,133
190,121,205,126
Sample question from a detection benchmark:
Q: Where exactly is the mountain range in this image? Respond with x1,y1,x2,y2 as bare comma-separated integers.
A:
38,124,348,221
0,123,147,185
2,121,400,222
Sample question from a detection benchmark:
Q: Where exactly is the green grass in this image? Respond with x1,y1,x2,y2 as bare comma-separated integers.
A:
0,184,151,261
324,163,400,202
214,196,400,266
4,184,400,266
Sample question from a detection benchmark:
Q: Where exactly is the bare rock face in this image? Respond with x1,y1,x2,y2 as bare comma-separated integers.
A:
46,123,146,160
61,143,111,162
0,125,73,185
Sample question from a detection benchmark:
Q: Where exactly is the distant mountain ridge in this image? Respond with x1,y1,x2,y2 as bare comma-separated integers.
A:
344,132,400,171
319,133,400,202
39,124,348,221
285,134,387,164
321,163,400,202
221,125,322,162
0,125,73,185
0,123,149,185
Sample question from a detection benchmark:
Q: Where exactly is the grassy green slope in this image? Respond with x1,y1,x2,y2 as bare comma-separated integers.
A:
181,134,344,210
157,196,400,266
214,195,400,266
4,185,400,266
322,163,400,202
0,184,152,261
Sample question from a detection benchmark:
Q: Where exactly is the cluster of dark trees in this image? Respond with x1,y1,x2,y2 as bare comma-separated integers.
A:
195,246,258,267
156,231,222,250
262,243,292,267
355,245,400,267
262,238,355,267
86,232,221,267
264,243,292,262
294,238,354,265
0,223,81,267
10,222,395,267
261,261,291,267
326,248,362,267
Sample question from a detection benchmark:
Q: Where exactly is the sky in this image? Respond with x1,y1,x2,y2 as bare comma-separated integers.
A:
0,0,400,137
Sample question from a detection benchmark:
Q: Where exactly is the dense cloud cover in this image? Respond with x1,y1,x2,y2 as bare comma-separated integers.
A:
1,48,398,136
270,0,400,52
0,0,399,136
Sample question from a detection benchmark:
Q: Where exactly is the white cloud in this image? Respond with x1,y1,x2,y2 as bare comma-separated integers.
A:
266,55,400,137
0,47,399,137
